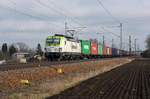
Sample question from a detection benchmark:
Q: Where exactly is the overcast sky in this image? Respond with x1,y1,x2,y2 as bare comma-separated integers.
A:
0,0,150,50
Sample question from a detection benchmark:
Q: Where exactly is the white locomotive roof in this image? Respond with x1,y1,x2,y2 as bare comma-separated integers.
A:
54,34,80,43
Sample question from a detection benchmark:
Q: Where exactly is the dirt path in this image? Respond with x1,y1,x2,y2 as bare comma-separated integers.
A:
47,59,150,99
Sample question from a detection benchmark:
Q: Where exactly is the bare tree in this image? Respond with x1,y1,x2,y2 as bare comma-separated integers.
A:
2,43,8,59
36,43,43,56
142,34,150,57
9,45,17,56
15,42,31,52
146,34,150,50
0,51,3,60
2,43,8,54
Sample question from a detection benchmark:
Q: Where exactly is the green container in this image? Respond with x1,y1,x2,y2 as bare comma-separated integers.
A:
98,43,103,55
80,40,91,55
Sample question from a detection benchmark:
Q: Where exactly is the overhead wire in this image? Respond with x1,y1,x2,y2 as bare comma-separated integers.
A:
96,0,121,23
100,26,120,37
6,0,58,20
8,0,128,45
47,0,88,28
35,0,120,37
34,0,74,28
96,0,122,40
6,7,63,30
35,0,87,28
5,0,64,28
96,0,132,50
49,0,88,26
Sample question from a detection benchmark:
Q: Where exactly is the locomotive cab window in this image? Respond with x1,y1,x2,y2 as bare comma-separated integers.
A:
46,38,60,45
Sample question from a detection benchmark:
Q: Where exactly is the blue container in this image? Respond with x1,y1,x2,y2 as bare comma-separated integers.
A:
112,48,117,56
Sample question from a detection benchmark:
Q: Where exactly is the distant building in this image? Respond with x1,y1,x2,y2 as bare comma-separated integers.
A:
12,52,30,60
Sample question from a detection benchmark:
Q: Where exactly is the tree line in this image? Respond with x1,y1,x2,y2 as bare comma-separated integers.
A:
141,34,150,58
0,43,43,60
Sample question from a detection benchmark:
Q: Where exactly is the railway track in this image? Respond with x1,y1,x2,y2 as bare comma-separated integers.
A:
47,59,150,99
0,60,89,71
0,57,122,71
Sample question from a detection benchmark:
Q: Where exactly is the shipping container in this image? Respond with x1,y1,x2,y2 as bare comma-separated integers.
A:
80,40,91,55
109,48,112,56
98,43,103,55
103,46,107,56
112,48,117,56
91,42,98,55
117,49,120,56
107,47,110,55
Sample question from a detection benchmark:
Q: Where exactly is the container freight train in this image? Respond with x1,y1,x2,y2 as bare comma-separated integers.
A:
45,34,128,60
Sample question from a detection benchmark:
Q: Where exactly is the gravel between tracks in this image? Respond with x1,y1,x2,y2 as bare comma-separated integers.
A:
0,58,132,99
46,58,150,99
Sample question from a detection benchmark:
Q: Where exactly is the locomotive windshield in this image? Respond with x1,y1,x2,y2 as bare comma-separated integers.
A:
46,37,60,45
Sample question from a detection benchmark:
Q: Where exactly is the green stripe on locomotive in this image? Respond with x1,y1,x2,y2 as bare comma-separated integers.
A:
80,40,91,55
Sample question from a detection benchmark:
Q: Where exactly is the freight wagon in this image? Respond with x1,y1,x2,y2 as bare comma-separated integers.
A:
98,43,103,57
112,48,118,57
107,47,110,56
109,48,112,57
80,40,91,58
90,41,98,58
103,46,107,57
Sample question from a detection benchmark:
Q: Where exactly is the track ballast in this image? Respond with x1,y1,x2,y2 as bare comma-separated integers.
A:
0,58,119,71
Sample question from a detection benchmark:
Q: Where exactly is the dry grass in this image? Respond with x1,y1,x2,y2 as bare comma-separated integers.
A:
0,58,133,99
